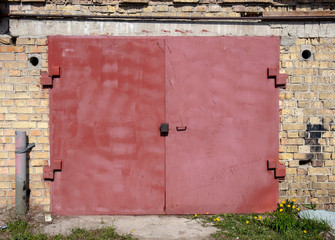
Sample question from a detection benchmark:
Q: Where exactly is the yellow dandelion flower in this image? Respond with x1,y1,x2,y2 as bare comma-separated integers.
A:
282,201,285,204
194,214,197,217
279,209,283,212
303,230,307,234
246,221,249,224
292,206,296,209
279,204,283,207
216,217,220,221
288,205,291,208
206,212,209,215
297,208,300,211
254,216,257,219
292,199,296,202
258,216,262,220
131,230,133,233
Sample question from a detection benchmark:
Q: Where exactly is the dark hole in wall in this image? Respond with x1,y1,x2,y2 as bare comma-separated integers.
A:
11,36,17,45
302,49,312,60
29,57,39,66
299,160,311,165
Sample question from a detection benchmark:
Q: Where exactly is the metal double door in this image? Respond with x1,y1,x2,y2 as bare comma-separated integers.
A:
48,36,280,215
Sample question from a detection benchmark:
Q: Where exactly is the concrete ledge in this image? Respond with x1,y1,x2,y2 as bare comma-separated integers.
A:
9,19,335,38
10,19,278,37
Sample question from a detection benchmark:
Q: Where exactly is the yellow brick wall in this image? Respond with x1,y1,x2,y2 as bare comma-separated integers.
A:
279,38,335,210
0,36,50,211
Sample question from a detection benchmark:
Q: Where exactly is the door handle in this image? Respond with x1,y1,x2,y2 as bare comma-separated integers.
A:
160,123,169,136
176,126,187,131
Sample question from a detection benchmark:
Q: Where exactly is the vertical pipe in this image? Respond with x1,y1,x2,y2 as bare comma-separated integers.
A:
15,131,27,215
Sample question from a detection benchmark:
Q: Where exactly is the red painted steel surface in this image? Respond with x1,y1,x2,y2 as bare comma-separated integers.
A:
165,37,280,214
48,36,281,215
48,37,166,215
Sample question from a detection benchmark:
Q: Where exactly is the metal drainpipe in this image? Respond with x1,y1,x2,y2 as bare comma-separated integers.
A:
15,131,35,215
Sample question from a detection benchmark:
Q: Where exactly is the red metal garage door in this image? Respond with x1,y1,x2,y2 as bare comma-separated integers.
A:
48,37,166,215
165,37,280,214
46,36,281,215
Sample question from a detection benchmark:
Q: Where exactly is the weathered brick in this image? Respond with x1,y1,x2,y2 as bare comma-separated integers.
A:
9,107,33,114
16,38,35,45
294,153,313,160
312,182,335,190
297,168,307,175
309,168,331,175
281,138,305,145
34,152,49,159
320,92,335,100
320,70,335,77
195,5,207,12
0,182,10,189
286,168,297,175
7,93,30,99
38,122,48,128
25,46,47,54
279,153,292,160
287,132,299,138
208,4,221,12
0,54,15,61
30,190,42,197
282,124,305,130
329,176,335,182
4,62,27,69
294,68,317,75
35,198,50,205
288,160,299,167
37,137,49,144
13,121,36,129
156,5,169,12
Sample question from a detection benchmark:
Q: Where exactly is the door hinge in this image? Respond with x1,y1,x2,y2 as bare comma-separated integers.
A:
43,159,62,181
267,160,286,180
41,66,61,88
267,67,286,88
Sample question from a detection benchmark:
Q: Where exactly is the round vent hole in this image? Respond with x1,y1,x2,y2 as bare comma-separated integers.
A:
29,57,39,66
302,50,312,60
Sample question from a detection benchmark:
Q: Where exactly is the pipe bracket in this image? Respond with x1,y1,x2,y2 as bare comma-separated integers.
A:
15,143,35,154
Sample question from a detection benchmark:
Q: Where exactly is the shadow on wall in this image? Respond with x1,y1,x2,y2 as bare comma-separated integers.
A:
0,2,9,34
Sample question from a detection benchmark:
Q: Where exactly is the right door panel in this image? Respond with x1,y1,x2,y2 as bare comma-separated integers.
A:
165,37,280,214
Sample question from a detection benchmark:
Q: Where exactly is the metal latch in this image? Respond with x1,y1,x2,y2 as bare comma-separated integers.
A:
160,123,169,136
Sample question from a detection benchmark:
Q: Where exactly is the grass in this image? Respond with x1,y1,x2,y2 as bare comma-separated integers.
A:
0,218,137,240
196,213,331,240
194,199,332,240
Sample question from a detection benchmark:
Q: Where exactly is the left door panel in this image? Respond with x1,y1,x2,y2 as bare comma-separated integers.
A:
48,37,166,215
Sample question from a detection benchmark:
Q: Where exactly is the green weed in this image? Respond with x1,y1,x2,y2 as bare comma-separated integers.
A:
1,218,136,240
200,199,332,240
